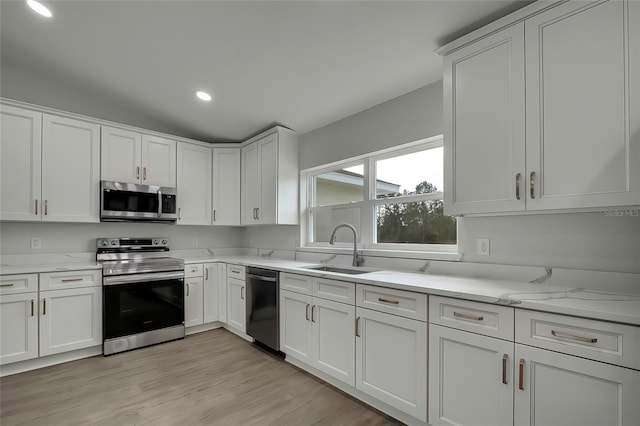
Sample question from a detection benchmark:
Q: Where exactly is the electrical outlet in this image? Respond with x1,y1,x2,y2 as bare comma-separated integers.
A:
192,237,199,247
477,238,490,256
31,237,42,249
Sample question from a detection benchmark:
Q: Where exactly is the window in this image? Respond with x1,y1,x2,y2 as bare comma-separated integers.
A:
302,136,457,253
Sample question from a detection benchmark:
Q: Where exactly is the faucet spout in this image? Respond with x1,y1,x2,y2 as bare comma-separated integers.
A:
329,223,364,267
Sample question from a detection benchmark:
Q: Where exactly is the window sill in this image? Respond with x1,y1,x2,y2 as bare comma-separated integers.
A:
297,246,462,262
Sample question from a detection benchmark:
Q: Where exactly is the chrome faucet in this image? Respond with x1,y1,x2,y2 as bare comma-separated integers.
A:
329,223,364,267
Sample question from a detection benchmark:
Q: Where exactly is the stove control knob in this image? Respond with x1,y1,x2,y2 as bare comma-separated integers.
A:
110,240,118,246
99,240,108,247
161,239,168,245
153,239,159,245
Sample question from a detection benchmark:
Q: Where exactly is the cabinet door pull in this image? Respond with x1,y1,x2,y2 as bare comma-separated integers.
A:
205,268,209,280
30,300,35,316
44,200,48,215
355,317,360,337
186,283,190,296
378,297,399,305
551,330,598,343
502,354,508,384
256,208,259,220
35,199,38,215
136,166,140,179
61,278,83,283
530,171,536,199
0,283,15,287
518,359,525,390
453,311,484,321
515,173,521,200
311,305,316,323
305,303,310,321
241,287,244,300
178,208,182,220
143,167,147,180
213,210,216,222
42,299,47,316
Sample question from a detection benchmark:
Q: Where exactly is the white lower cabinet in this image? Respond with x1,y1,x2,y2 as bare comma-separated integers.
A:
355,306,427,422
0,292,39,364
280,289,356,386
227,277,246,332
203,263,226,324
429,324,514,426
514,343,640,426
184,277,204,328
38,286,102,357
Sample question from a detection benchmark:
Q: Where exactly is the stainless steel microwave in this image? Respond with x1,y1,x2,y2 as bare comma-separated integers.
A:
100,181,177,222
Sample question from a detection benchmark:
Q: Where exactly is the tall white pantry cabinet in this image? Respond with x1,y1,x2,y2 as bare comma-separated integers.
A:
442,0,640,215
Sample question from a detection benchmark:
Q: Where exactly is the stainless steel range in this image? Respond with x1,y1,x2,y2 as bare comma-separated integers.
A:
97,237,185,355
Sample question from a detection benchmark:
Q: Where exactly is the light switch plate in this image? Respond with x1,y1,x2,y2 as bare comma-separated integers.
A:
477,238,490,256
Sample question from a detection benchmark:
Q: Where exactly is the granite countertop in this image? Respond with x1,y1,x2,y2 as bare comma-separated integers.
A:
2,253,638,326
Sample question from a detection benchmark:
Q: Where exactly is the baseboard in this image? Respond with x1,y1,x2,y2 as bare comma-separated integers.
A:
0,346,102,377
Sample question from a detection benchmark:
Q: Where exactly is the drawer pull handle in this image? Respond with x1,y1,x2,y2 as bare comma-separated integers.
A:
0,283,15,287
453,311,484,321
519,359,525,390
502,354,508,384
355,317,360,337
551,330,597,343
61,278,83,283
378,297,399,305
305,303,310,321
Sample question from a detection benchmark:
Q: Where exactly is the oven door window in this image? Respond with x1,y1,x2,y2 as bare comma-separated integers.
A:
103,190,159,214
103,278,184,340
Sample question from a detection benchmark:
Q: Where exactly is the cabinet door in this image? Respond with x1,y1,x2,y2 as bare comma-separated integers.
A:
203,263,218,324
212,148,241,226
184,277,204,328
101,126,142,184
226,277,245,332
514,343,640,426
443,23,525,215
355,307,427,422
0,292,38,365
39,287,102,356
429,324,513,426
312,297,356,386
218,265,227,323
241,142,260,224
177,142,212,225
525,0,640,209
257,133,278,224
41,115,100,223
279,289,313,364
0,105,42,221
141,134,176,187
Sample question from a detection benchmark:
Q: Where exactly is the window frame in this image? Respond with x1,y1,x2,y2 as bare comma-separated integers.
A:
300,135,459,256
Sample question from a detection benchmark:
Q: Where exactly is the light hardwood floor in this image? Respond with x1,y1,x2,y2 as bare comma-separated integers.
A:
1,329,403,425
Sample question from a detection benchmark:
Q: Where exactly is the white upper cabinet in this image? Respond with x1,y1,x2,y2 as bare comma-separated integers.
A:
241,127,299,225
0,105,42,221
525,0,639,210
212,147,241,226
442,0,640,215
443,23,525,215
41,114,100,222
101,126,176,187
1,105,99,223
177,142,212,225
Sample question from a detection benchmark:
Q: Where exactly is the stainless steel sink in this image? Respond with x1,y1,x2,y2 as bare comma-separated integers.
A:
302,265,372,275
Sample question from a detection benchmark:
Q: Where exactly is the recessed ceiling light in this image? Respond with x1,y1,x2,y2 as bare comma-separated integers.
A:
27,0,52,18
196,91,212,102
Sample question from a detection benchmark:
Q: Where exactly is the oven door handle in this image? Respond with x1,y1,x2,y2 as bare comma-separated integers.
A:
103,271,185,286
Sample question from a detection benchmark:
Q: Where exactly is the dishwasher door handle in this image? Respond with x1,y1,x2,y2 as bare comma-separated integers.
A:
246,274,277,282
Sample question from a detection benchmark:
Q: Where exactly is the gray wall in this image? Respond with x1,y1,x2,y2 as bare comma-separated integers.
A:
246,81,640,274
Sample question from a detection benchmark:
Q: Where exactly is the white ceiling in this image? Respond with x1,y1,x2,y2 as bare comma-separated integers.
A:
0,0,532,142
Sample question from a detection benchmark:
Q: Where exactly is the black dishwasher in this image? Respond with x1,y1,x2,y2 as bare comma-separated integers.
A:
246,267,280,352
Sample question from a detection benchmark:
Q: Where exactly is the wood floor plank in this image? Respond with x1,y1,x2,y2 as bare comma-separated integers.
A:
1,329,403,425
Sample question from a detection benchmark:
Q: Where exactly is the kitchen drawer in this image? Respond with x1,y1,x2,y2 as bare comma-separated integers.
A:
39,270,101,291
356,284,427,322
226,264,245,280
184,264,203,277
0,274,38,295
429,296,514,341
280,273,312,295
516,309,640,370
313,277,355,304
